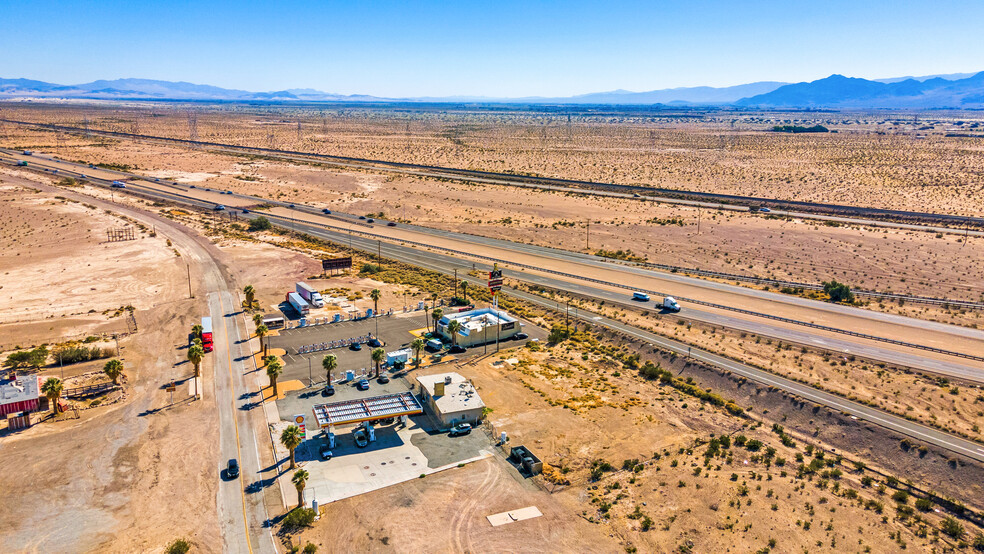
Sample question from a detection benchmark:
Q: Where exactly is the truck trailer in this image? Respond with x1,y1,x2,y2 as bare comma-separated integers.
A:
295,282,324,307
287,292,310,316
201,317,214,352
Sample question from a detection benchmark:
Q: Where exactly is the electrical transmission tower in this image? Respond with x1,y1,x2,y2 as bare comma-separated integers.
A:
188,113,199,142
297,121,302,144
83,117,91,138
267,132,276,150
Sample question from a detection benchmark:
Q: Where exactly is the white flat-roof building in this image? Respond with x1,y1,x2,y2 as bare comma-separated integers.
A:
436,307,521,348
416,372,485,427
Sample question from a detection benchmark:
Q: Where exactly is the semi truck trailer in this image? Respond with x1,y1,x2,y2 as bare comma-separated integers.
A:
201,317,214,352
296,282,324,308
287,292,310,316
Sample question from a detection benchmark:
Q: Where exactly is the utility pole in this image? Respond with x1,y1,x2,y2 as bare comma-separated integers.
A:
697,207,702,235
585,221,589,250
566,300,570,336
187,263,193,298
377,240,381,266
308,357,313,387
453,269,458,301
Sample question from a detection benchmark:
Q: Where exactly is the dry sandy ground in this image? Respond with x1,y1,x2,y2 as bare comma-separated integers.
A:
6,119,984,306
5,103,984,216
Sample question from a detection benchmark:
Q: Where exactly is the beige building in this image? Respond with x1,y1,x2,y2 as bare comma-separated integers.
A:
416,372,485,427
436,307,521,348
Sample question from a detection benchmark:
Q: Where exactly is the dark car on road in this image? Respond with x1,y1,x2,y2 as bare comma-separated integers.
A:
449,345,466,354
241,208,250,214
377,374,390,384
367,218,375,223
356,379,370,391
226,458,240,479
367,338,382,348
513,333,529,341
449,423,472,437
289,203,296,208
322,208,331,214
322,384,335,397
214,205,225,211
359,215,366,220
350,343,362,351
387,222,397,227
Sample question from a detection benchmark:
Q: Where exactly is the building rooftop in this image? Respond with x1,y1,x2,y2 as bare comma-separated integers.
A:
311,392,423,428
417,372,486,414
0,375,41,405
439,307,517,337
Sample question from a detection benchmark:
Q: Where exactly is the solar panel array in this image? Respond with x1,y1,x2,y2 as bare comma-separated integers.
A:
312,392,423,427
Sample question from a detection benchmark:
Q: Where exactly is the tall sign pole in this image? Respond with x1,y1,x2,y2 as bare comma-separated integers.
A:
488,264,503,352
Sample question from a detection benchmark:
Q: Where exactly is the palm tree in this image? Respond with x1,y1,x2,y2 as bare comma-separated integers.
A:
187,344,205,377
369,288,382,337
322,354,337,384
252,313,263,327
266,359,283,397
431,308,443,337
255,324,269,356
447,319,462,347
263,354,277,367
411,338,425,370
244,285,256,311
280,424,303,470
371,347,385,378
292,468,309,508
41,377,63,415
103,359,125,387
191,324,203,341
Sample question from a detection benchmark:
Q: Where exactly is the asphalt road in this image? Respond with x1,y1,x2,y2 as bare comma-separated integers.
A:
9,154,984,466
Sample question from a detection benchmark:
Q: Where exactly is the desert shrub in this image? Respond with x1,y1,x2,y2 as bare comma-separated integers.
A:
53,345,112,364
915,497,933,512
281,507,316,532
359,263,381,275
822,280,855,303
3,345,49,368
892,490,909,504
165,538,191,554
303,544,318,554
941,516,964,539
247,216,272,232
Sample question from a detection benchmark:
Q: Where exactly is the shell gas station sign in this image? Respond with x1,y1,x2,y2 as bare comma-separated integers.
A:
293,413,306,439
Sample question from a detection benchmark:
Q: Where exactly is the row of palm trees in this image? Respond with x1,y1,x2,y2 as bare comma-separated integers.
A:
40,358,126,416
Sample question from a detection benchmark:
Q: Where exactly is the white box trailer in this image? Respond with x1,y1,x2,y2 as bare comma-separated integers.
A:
296,282,324,308
287,292,310,316
386,349,411,366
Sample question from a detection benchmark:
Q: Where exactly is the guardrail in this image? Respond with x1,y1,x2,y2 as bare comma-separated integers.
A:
271,214,984,364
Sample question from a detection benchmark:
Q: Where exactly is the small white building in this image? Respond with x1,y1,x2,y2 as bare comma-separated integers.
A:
416,372,485,427
436,307,521,348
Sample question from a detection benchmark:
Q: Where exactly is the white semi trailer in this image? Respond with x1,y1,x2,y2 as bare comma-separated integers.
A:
287,292,310,316
296,282,324,308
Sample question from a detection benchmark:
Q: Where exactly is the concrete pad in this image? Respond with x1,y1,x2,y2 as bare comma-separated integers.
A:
261,379,304,402
487,506,543,527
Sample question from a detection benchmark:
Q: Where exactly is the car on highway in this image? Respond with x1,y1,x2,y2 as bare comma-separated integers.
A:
632,193,642,198
320,446,333,460
321,384,335,397
111,181,126,188
322,208,332,214
449,344,466,354
214,205,225,211
154,178,160,182
350,343,362,351
80,174,87,178
367,338,382,348
353,429,369,448
367,218,375,223
241,208,250,214
190,185,196,188
387,222,397,227
513,332,529,341
359,215,366,220
448,423,472,437
759,207,771,212
289,203,296,208
377,374,390,384
226,458,240,479
356,379,370,391
224,190,232,194
205,188,211,191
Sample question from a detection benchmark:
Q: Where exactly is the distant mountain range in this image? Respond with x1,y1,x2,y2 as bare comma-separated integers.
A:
2,72,983,108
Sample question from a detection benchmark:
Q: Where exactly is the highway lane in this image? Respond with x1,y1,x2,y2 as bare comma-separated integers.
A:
6,151,982,371
11,155,983,465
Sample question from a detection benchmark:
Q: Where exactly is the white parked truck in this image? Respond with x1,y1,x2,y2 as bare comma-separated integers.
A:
296,282,324,308
662,297,681,312
287,292,310,316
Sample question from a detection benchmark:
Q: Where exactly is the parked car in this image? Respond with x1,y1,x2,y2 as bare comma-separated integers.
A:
350,343,362,351
449,423,472,437
321,384,335,397
367,338,382,348
320,446,333,460
322,208,331,214
377,374,390,384
226,458,240,479
356,379,370,391
214,205,225,211
513,333,529,341
449,345,466,354
353,429,369,448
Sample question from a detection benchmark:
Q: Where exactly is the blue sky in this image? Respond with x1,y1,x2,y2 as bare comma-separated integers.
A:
2,0,982,97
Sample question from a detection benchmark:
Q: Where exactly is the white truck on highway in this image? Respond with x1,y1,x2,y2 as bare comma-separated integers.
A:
661,296,681,312
296,282,324,308
287,292,310,316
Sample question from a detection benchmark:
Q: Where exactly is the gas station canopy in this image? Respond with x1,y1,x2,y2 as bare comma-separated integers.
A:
312,392,423,428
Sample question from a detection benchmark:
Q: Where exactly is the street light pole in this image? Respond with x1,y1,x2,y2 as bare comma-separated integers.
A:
308,357,313,387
